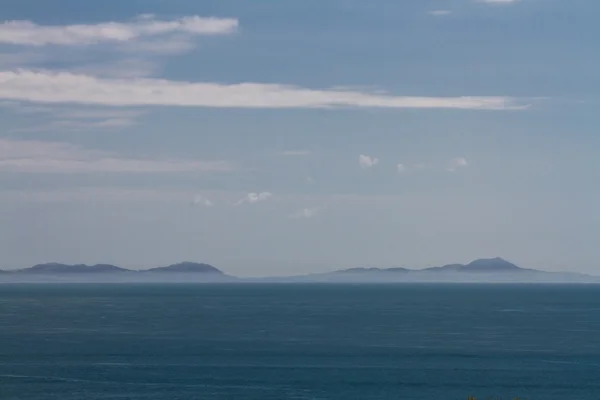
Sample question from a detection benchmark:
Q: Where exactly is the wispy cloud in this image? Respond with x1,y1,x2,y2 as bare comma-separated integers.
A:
4,104,146,132
278,150,312,156
447,157,469,172
359,155,379,169
235,192,273,206
0,138,233,174
397,163,406,174
0,16,238,79
117,36,198,56
0,15,238,46
48,108,145,130
290,207,319,219
192,194,214,207
0,70,527,110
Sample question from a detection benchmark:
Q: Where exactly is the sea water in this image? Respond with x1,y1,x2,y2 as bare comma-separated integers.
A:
1,284,599,399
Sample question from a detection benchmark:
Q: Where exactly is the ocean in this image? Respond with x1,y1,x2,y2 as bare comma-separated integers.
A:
1,284,599,400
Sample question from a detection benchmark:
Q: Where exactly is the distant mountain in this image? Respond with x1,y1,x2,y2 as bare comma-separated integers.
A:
311,257,599,283
423,263,464,272
1,258,596,284
17,263,130,274
4,262,225,275
0,261,231,282
145,262,224,274
425,258,528,273
334,258,528,275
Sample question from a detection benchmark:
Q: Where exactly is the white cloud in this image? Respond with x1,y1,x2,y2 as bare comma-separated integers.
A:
0,70,526,110
454,157,469,167
359,155,379,169
448,157,469,172
278,150,312,156
290,207,319,219
429,10,452,16
0,138,233,174
0,15,238,46
397,163,406,173
192,194,214,207
235,192,273,206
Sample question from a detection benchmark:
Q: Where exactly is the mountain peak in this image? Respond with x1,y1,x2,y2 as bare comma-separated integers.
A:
146,262,224,274
462,258,523,272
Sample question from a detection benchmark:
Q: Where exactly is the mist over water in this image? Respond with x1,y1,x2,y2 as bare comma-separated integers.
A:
1,271,597,284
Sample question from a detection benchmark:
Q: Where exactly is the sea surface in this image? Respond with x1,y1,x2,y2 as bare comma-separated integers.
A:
1,284,600,400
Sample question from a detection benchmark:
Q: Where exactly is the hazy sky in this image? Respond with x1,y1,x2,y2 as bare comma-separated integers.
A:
1,0,599,276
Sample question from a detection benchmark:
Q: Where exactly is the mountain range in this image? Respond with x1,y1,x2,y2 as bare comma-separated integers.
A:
3,262,224,275
0,258,597,283
335,257,527,274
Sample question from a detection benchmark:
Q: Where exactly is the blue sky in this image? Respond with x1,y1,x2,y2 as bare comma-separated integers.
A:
1,0,599,275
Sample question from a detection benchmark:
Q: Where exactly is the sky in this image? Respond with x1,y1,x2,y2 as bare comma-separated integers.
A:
1,0,599,276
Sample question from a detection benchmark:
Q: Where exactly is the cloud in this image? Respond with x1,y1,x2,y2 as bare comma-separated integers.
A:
454,157,469,167
290,207,319,219
278,150,312,156
448,157,469,172
49,108,144,130
0,138,233,174
0,16,237,79
0,15,238,46
359,155,379,169
117,36,198,56
5,105,146,132
429,10,452,16
235,192,273,206
192,194,214,207
0,70,526,110
397,163,406,174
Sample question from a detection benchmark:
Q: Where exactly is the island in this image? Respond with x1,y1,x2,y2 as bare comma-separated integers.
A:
0,257,596,283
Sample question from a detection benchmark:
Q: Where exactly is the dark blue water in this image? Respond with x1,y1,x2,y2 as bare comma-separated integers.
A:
1,284,600,400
